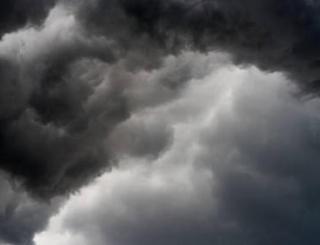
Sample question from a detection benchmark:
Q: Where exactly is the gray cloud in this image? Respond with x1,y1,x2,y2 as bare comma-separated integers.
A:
0,1,197,201
1,0,320,199
1,1,320,245
0,0,55,37
33,62,320,245
73,0,320,88
196,68,320,245
0,173,62,245
0,4,129,199
107,51,227,159
0,5,217,240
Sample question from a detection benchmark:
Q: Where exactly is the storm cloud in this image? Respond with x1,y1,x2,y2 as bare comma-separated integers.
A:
1,0,320,245
75,0,320,85
0,4,127,199
1,0,320,199
34,64,320,245
0,0,55,37
0,172,63,245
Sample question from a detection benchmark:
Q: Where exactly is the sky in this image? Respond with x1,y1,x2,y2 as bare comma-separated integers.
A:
1,0,320,245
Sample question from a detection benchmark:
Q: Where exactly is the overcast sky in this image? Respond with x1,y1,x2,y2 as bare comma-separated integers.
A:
1,1,320,245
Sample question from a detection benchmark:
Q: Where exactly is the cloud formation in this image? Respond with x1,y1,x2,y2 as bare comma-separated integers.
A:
0,173,62,245
72,0,320,85
0,4,127,199
34,63,320,245
0,0,55,37
1,1,320,245
1,0,320,200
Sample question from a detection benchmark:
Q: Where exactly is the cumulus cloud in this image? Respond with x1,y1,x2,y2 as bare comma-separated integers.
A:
1,1,320,245
0,1,222,200
1,0,320,199
33,62,320,245
52,0,318,88
0,2,223,241
0,4,126,199
0,173,62,245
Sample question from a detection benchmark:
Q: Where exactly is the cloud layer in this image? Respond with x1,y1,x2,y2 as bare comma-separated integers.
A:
78,0,320,84
1,0,320,200
34,63,320,245
1,1,320,245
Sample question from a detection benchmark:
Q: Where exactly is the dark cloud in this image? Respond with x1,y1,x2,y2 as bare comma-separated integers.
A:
73,0,320,88
0,5,133,240
0,1,204,201
0,5,130,199
0,173,62,245
107,51,222,159
0,0,221,200
0,0,55,36
1,1,320,244
1,0,320,200
0,58,128,199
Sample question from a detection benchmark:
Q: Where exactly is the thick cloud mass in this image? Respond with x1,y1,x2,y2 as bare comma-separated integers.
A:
1,0,320,199
0,0,55,36
74,0,320,85
0,173,62,245
0,0,226,199
1,1,320,245
34,65,320,245
0,5,128,199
